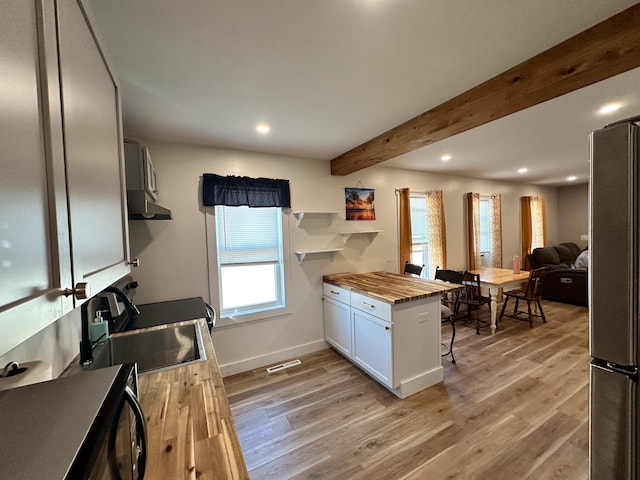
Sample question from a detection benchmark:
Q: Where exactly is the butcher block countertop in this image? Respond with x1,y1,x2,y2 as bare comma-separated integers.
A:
137,319,249,480
323,271,459,304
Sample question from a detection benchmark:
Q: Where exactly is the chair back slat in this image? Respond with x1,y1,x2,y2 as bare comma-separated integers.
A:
434,266,464,284
404,261,424,276
524,267,547,299
461,271,483,301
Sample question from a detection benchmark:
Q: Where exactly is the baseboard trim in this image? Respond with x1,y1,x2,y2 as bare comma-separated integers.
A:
219,340,327,377
395,366,444,399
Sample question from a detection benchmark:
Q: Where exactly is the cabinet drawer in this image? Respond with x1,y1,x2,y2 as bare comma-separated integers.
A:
351,291,392,321
323,283,351,304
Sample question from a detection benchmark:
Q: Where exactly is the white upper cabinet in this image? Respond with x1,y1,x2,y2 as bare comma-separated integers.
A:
0,0,72,356
0,0,129,356
57,0,130,295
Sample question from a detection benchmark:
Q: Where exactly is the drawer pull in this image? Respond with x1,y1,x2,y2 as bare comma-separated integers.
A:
362,301,376,309
330,290,340,295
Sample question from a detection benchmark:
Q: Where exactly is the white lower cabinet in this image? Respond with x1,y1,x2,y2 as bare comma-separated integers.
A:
323,295,352,358
323,282,443,399
352,308,393,387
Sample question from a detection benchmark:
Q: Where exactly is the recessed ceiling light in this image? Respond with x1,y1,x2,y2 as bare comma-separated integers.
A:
598,103,621,115
567,175,577,182
441,154,451,161
256,123,270,134
518,168,527,174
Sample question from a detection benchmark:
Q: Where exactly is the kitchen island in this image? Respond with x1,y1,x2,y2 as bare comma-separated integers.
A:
322,271,459,398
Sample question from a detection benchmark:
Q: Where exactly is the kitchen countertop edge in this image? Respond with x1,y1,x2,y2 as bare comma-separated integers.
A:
323,271,459,304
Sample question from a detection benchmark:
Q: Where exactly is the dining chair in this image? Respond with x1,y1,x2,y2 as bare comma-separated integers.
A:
456,271,492,334
498,267,548,327
403,261,424,276
434,267,464,312
434,267,464,364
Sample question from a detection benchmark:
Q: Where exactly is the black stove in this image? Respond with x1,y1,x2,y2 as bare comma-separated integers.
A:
105,277,216,333
126,297,214,331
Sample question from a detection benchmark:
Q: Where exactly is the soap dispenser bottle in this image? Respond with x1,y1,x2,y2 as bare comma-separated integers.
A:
89,310,110,344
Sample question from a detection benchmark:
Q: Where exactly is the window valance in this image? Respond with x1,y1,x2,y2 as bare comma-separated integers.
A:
202,174,291,208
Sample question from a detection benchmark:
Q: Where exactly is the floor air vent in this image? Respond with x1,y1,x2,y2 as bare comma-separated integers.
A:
266,359,301,373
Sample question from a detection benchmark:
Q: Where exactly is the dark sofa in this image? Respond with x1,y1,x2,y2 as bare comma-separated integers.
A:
528,242,587,306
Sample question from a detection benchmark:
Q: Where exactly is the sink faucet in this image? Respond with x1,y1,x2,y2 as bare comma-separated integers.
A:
79,299,94,367
102,286,141,318
79,286,141,367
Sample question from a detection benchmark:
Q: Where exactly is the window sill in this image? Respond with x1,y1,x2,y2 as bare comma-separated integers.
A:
215,304,292,327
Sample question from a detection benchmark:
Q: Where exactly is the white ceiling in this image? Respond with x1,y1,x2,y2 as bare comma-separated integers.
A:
86,0,640,186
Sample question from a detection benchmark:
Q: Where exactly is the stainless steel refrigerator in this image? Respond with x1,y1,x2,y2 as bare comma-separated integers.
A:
590,115,640,479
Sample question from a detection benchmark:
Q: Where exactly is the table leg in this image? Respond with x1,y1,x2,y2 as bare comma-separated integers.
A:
489,286,498,335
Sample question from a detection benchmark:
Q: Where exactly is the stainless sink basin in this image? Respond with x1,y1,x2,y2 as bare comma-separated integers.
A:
94,321,207,374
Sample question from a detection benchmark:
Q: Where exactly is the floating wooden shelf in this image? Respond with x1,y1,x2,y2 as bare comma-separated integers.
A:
292,210,340,223
339,230,383,244
294,248,344,262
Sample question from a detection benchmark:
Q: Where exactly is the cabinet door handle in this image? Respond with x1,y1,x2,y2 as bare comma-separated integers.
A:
362,302,376,309
62,282,91,300
385,326,391,330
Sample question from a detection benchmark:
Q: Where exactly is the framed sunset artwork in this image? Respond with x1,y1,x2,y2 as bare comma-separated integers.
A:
345,188,375,220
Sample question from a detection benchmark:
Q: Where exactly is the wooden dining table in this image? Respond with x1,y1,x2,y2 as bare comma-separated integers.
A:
469,267,531,334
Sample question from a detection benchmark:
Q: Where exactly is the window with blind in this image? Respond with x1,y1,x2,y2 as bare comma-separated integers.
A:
213,205,287,318
479,197,491,257
409,195,429,278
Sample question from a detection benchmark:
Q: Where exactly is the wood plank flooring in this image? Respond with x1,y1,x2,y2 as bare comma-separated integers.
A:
224,301,589,480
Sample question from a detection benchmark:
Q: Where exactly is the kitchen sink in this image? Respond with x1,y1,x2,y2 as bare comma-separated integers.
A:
91,321,207,374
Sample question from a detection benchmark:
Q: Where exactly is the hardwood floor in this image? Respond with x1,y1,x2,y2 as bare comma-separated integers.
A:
224,301,589,480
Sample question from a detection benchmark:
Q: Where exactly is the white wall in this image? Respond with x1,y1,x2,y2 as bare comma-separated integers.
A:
128,139,557,376
0,307,81,379
557,183,589,249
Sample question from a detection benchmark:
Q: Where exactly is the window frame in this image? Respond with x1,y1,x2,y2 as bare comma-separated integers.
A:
479,196,492,262
205,206,292,327
409,194,429,279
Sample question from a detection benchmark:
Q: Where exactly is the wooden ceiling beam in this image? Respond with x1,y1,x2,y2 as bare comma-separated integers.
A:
330,4,640,176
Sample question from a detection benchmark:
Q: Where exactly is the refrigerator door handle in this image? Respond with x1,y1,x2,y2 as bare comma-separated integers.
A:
605,362,639,378
592,357,638,378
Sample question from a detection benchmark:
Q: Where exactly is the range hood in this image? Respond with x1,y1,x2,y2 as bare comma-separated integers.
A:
124,139,173,220
127,190,172,220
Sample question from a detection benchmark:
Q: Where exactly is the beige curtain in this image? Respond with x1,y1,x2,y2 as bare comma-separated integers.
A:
489,194,503,268
466,192,502,270
521,196,546,270
398,188,412,272
426,190,447,274
465,192,481,270
532,196,547,247
521,197,533,270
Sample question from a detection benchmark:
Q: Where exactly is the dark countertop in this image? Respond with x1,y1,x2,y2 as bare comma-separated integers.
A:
0,365,123,480
125,296,208,330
